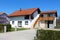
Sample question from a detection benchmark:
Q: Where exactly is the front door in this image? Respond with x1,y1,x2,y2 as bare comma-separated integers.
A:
47,21,53,28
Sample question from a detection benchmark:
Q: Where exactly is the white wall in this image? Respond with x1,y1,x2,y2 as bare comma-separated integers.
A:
39,21,46,28
53,17,56,28
10,16,32,28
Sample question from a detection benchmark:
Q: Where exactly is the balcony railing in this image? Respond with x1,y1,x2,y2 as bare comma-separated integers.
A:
38,17,54,21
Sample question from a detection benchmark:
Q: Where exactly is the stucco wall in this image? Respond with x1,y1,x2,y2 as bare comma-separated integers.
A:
39,21,46,28
10,16,32,28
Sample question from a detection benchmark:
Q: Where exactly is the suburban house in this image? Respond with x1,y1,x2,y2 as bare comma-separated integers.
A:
9,8,57,28
34,10,57,29
0,12,10,24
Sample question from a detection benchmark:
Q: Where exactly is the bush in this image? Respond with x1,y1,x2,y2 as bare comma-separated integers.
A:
35,29,60,40
0,24,11,32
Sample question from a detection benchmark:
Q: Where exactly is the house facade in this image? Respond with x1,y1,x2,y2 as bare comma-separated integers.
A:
9,8,40,28
9,8,57,28
34,11,57,29
0,12,10,24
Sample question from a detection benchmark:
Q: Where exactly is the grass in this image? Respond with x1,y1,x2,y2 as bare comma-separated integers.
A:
11,28,29,31
0,28,29,33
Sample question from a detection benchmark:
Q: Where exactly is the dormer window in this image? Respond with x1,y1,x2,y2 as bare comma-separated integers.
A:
25,15,29,19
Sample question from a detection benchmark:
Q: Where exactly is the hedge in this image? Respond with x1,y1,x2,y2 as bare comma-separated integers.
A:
0,24,11,33
34,29,60,40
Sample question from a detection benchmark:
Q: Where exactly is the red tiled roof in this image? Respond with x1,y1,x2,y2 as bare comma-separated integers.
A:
40,10,57,14
9,8,38,17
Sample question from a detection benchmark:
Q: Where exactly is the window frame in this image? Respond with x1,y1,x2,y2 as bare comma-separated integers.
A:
25,21,28,25
18,21,22,27
12,21,14,24
48,14,53,17
40,14,43,17
49,21,53,24
25,15,29,19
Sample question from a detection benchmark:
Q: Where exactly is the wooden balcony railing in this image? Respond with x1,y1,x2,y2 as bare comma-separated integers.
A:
38,17,54,21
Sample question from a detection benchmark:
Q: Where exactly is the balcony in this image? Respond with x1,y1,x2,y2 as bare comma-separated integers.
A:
38,17,54,21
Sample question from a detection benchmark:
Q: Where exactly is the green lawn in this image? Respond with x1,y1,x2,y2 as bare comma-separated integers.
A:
11,28,29,31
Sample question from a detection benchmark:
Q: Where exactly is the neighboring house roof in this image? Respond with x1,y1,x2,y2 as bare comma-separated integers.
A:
0,12,10,24
0,12,6,15
0,12,8,16
9,8,39,17
40,10,57,17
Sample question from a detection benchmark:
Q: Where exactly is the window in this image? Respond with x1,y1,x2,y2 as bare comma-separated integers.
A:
49,21,53,24
25,15,29,19
25,21,28,25
40,14,43,17
31,15,34,19
18,21,22,27
12,21,14,24
44,14,48,17
18,21,22,25
48,14,53,17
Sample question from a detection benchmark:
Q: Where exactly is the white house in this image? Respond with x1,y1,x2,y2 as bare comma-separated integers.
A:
9,8,57,29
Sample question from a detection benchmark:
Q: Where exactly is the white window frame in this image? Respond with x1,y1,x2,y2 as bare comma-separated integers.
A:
25,21,28,25
18,21,22,27
12,21,14,24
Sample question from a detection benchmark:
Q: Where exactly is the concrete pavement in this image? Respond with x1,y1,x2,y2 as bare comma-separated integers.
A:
0,29,36,40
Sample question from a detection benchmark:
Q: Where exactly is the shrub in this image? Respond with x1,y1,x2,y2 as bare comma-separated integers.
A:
35,29,60,40
0,24,11,32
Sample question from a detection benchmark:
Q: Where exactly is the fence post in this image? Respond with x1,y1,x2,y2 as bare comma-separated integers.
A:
15,26,17,31
4,26,6,33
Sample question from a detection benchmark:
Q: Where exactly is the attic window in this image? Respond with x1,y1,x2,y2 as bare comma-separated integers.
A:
25,15,29,19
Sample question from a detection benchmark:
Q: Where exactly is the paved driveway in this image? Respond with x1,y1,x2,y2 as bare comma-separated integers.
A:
0,29,36,40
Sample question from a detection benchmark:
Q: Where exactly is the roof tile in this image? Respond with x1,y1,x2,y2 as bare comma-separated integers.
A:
9,8,38,17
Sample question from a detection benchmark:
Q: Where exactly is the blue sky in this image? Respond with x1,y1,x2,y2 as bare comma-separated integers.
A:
0,0,60,16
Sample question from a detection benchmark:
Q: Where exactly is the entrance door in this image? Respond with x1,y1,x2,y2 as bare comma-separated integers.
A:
47,21,53,28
